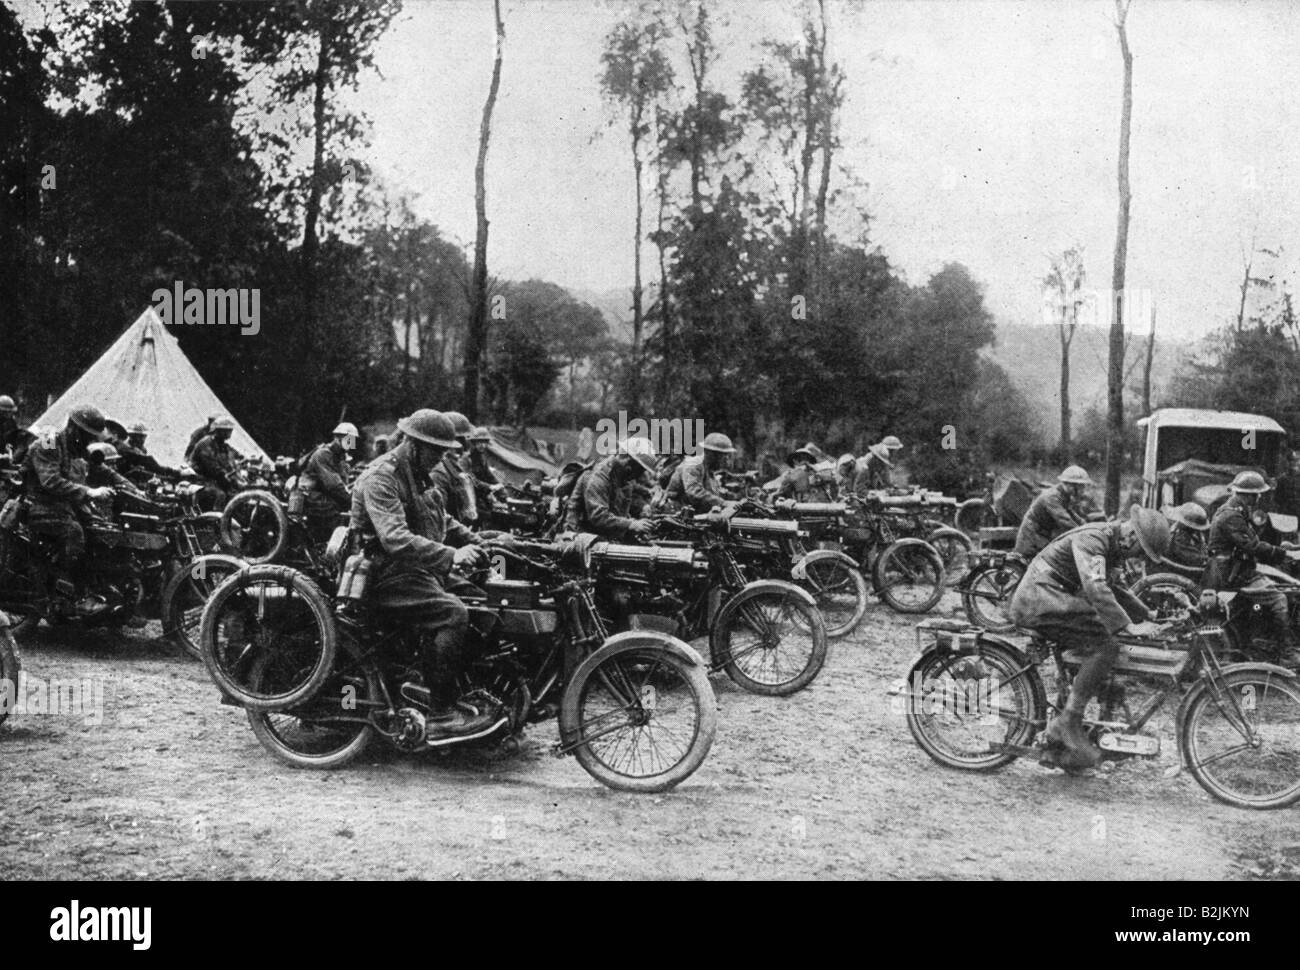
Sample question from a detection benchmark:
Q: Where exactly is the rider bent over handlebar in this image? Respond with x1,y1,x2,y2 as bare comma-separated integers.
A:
350,409,496,741
1009,507,1171,770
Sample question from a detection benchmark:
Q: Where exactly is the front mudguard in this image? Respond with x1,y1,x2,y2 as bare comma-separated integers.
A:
791,548,861,581
1174,660,1297,750
709,579,822,663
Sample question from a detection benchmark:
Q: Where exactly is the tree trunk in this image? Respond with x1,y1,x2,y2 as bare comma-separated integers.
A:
463,0,505,421
1059,322,1074,463
1106,0,1134,516
300,11,332,440
629,106,645,413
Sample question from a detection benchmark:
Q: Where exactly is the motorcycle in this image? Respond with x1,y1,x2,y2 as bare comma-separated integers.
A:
197,536,717,792
899,614,1300,809
954,549,1028,633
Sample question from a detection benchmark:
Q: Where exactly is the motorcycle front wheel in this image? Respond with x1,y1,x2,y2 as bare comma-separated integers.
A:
796,558,869,638
711,583,828,696
562,639,716,793
218,490,289,565
960,559,1025,633
873,539,945,614
160,554,244,659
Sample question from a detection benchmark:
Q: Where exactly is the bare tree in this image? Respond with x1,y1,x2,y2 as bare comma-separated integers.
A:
1105,0,1134,515
463,0,505,421
1142,303,1157,416
1043,246,1087,463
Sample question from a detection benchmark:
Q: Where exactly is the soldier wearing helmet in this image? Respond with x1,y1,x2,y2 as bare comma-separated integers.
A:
185,413,220,461
1010,506,1171,769
1013,465,1092,559
114,420,179,483
85,442,142,494
428,410,477,525
350,409,500,742
565,437,658,538
832,453,857,499
0,394,33,470
662,432,735,512
850,443,896,496
1203,470,1300,668
298,422,359,544
1162,502,1209,569
772,444,820,500
189,415,241,511
21,405,116,609
464,426,499,505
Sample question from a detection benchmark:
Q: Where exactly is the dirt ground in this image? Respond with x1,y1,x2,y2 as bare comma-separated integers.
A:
4,591,1300,881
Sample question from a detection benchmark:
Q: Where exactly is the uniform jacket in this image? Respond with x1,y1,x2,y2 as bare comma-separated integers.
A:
22,429,92,520
1014,484,1086,558
1009,521,1137,637
565,455,637,538
429,453,474,523
1203,495,1286,588
350,447,475,580
664,454,726,512
300,442,351,513
116,441,174,480
851,454,892,495
190,434,238,489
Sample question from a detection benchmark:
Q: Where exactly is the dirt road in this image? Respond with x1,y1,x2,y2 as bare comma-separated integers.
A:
4,594,1298,880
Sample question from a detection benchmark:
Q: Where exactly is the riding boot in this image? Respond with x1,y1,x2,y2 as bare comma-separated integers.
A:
1275,628,1300,670
1043,709,1102,769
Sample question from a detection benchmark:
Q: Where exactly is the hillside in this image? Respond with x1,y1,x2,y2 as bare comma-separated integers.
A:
983,321,1188,446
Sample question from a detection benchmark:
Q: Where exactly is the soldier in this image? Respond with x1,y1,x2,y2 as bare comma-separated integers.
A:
185,413,219,461
21,405,115,613
1163,502,1209,569
1010,507,1170,768
299,422,358,544
116,421,180,482
350,409,500,742
851,443,896,496
85,443,143,494
565,438,658,539
662,433,735,512
429,411,477,525
371,435,391,460
772,445,818,500
190,415,241,512
464,426,500,506
833,453,857,499
0,394,32,469
1203,471,1300,668
1013,465,1092,559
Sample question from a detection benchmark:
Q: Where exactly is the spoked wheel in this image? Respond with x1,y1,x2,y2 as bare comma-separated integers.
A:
562,637,717,793
927,527,973,585
961,560,1025,633
711,582,828,696
795,558,869,638
199,565,336,712
0,621,20,728
1130,572,1200,622
219,490,289,565
1180,668,1300,809
160,555,244,659
873,539,945,614
905,641,1046,770
246,638,378,769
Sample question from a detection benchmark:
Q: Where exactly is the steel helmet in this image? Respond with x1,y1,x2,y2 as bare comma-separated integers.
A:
1058,465,1093,486
838,452,856,469
788,446,816,465
68,404,107,438
397,409,460,448
880,435,904,451
621,436,658,474
443,411,473,438
0,395,15,413
468,426,492,443
211,415,236,432
1229,470,1270,494
128,421,148,436
333,422,359,438
104,417,127,440
1165,502,1210,531
867,443,894,466
1128,505,1172,561
87,442,119,462
701,432,735,454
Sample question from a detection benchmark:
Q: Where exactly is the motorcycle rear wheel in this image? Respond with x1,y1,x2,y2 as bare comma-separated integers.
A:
927,527,974,585
1129,572,1199,621
960,560,1025,633
246,645,378,769
905,641,1045,771
160,555,244,660
219,490,289,565
796,558,868,638
563,641,716,792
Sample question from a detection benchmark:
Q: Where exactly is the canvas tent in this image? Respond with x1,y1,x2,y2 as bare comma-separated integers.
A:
33,307,267,465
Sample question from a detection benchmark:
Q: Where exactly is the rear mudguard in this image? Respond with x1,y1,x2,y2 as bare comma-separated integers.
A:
791,548,861,580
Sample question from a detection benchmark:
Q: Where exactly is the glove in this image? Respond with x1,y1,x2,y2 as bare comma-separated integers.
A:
453,545,488,570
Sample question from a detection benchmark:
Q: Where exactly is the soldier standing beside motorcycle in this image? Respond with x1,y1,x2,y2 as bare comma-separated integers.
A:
1013,465,1092,559
429,411,478,525
299,422,358,545
851,440,901,496
1009,506,1170,769
190,415,242,512
565,438,658,538
21,405,115,615
1163,502,1209,568
351,409,500,741
1203,471,1300,669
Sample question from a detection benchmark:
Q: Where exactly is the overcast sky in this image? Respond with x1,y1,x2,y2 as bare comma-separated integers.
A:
348,0,1300,341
